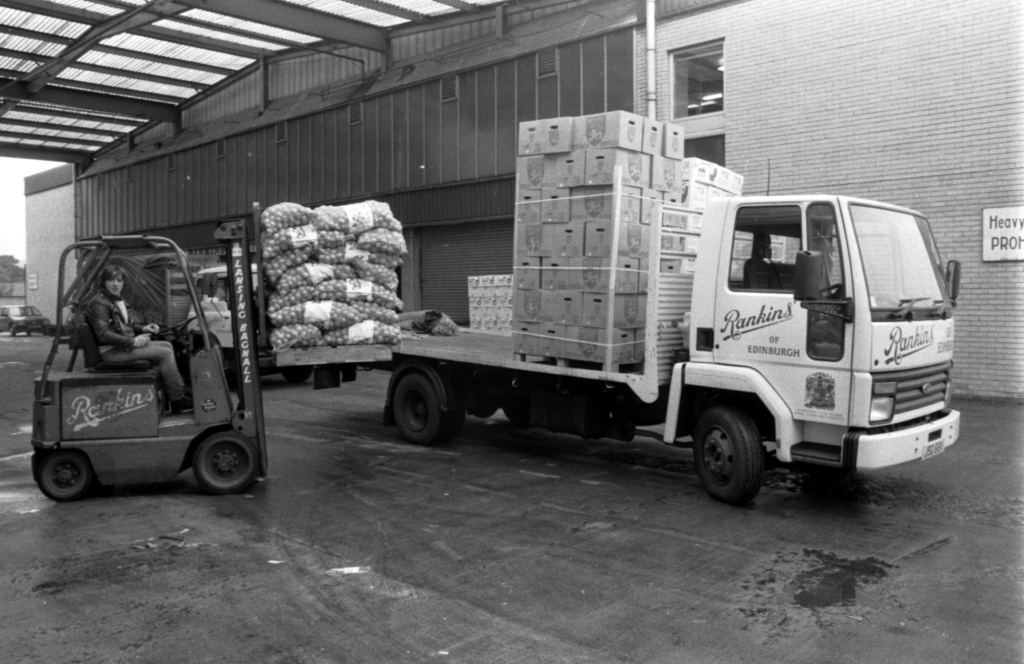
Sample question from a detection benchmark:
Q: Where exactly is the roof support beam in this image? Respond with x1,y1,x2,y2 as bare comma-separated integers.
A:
430,0,479,11
90,44,235,76
0,129,111,148
0,116,128,138
0,104,146,127
172,0,387,51
0,77,179,123
0,144,91,163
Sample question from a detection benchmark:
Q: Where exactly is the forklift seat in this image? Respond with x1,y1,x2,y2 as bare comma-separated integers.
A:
77,323,153,372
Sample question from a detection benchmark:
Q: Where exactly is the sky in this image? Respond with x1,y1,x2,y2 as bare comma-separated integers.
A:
0,157,65,265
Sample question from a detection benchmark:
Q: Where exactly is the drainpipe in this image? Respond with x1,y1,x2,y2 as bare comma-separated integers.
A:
646,0,657,119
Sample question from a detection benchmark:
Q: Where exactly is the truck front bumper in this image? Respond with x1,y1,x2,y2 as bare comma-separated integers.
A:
848,409,960,470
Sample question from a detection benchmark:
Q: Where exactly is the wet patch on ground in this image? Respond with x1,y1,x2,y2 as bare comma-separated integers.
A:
736,548,902,644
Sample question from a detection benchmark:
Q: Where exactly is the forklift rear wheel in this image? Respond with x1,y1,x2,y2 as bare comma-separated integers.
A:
280,366,313,383
37,450,94,502
693,406,765,506
193,432,258,495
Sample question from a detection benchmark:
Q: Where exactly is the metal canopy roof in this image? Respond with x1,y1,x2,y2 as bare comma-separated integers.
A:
0,0,506,163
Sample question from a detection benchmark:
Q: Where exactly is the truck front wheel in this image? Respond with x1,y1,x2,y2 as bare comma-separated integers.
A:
280,366,313,383
693,406,764,505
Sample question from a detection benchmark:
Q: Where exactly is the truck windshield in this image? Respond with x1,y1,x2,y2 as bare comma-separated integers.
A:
849,204,946,311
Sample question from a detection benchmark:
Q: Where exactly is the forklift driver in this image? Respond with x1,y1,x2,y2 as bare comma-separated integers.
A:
86,265,194,413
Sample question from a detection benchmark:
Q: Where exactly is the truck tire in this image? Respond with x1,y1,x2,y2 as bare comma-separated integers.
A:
192,432,258,495
36,450,94,502
280,366,313,383
393,372,451,446
693,406,764,505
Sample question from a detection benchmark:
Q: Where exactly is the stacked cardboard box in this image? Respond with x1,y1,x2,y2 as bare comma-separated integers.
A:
513,110,663,368
468,274,514,335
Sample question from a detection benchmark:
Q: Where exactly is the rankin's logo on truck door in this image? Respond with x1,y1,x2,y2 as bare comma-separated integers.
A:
884,325,935,365
720,303,793,341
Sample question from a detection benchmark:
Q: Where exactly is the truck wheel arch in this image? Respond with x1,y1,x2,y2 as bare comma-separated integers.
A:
383,360,466,426
672,363,802,462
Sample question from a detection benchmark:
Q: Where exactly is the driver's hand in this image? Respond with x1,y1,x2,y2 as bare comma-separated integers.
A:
133,334,151,348
143,323,160,334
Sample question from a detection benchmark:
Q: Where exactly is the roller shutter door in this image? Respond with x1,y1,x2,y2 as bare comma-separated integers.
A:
419,220,513,324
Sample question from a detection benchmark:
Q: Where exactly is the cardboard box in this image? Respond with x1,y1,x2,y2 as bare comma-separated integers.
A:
660,258,683,276
540,290,582,325
634,328,646,361
516,154,559,189
516,189,543,224
660,207,703,230
537,323,566,358
513,322,540,355
514,256,541,289
577,256,640,293
518,117,574,155
637,258,648,293
540,257,582,291
640,188,660,226
650,156,683,192
679,158,744,195
641,118,664,156
584,221,650,259
707,185,734,202
663,123,685,159
514,288,542,322
572,110,645,151
585,149,651,188
659,232,698,255
582,293,647,329
541,188,572,223
569,185,642,224
565,327,635,364
552,151,587,188
517,223,585,257
669,181,709,211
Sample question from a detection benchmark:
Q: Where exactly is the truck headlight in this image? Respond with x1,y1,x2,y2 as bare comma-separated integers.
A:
870,396,894,423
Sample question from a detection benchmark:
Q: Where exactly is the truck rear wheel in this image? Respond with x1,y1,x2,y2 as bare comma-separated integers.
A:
280,366,313,383
37,450,94,502
693,406,764,505
393,372,449,445
192,432,258,495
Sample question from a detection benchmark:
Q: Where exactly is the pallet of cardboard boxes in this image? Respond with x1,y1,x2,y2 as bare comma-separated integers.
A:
512,110,743,373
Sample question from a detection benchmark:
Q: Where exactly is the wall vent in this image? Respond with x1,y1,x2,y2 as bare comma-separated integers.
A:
216,139,226,158
349,102,363,124
537,47,558,78
167,153,175,171
441,75,458,101
275,122,287,142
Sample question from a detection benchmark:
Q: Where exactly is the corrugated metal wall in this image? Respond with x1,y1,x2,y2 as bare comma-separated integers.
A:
77,28,636,243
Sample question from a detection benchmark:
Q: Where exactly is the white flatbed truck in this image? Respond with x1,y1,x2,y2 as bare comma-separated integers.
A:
245,180,962,505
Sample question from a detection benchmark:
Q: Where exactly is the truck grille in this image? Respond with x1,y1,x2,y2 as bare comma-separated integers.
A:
873,361,952,416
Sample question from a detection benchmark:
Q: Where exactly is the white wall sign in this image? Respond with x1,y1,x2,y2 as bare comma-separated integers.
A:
983,206,1024,262
27,273,38,290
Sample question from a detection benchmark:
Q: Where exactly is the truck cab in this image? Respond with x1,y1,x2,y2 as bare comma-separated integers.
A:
681,195,959,480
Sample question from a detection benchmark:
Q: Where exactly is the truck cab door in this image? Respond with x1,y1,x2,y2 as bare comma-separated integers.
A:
713,201,854,428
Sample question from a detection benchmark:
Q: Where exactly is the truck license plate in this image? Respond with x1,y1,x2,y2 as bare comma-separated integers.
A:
922,439,944,459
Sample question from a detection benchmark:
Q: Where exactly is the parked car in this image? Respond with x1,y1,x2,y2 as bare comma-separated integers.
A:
0,305,50,336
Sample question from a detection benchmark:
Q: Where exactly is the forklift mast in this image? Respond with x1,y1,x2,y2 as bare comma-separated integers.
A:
214,215,268,475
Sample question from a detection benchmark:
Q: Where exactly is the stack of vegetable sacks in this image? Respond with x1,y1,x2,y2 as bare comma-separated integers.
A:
262,201,406,350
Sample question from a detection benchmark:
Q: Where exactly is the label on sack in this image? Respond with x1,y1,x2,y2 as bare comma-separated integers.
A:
304,263,335,285
347,203,376,235
347,320,375,343
345,248,372,262
303,301,333,324
286,224,318,247
344,278,374,296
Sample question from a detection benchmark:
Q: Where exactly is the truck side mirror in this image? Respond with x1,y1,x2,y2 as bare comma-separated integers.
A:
793,251,826,301
945,260,961,301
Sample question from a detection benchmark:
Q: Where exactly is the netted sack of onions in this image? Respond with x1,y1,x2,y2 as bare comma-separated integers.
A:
269,323,322,350
262,202,316,234
322,321,400,346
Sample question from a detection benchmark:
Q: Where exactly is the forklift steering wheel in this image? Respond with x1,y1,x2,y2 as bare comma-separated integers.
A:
152,316,197,341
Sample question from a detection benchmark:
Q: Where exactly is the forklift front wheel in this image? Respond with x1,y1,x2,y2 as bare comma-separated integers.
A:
37,450,94,502
193,432,258,495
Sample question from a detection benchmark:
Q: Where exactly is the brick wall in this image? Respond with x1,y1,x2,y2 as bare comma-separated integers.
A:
641,0,1024,400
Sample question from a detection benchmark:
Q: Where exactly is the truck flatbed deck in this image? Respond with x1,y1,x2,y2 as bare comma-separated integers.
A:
274,329,657,396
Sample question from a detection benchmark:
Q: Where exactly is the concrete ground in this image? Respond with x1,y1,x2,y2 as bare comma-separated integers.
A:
0,333,1021,664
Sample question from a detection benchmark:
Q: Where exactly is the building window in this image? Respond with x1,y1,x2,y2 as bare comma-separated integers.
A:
672,41,724,118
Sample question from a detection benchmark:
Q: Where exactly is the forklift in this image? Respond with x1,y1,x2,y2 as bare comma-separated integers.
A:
31,220,267,501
